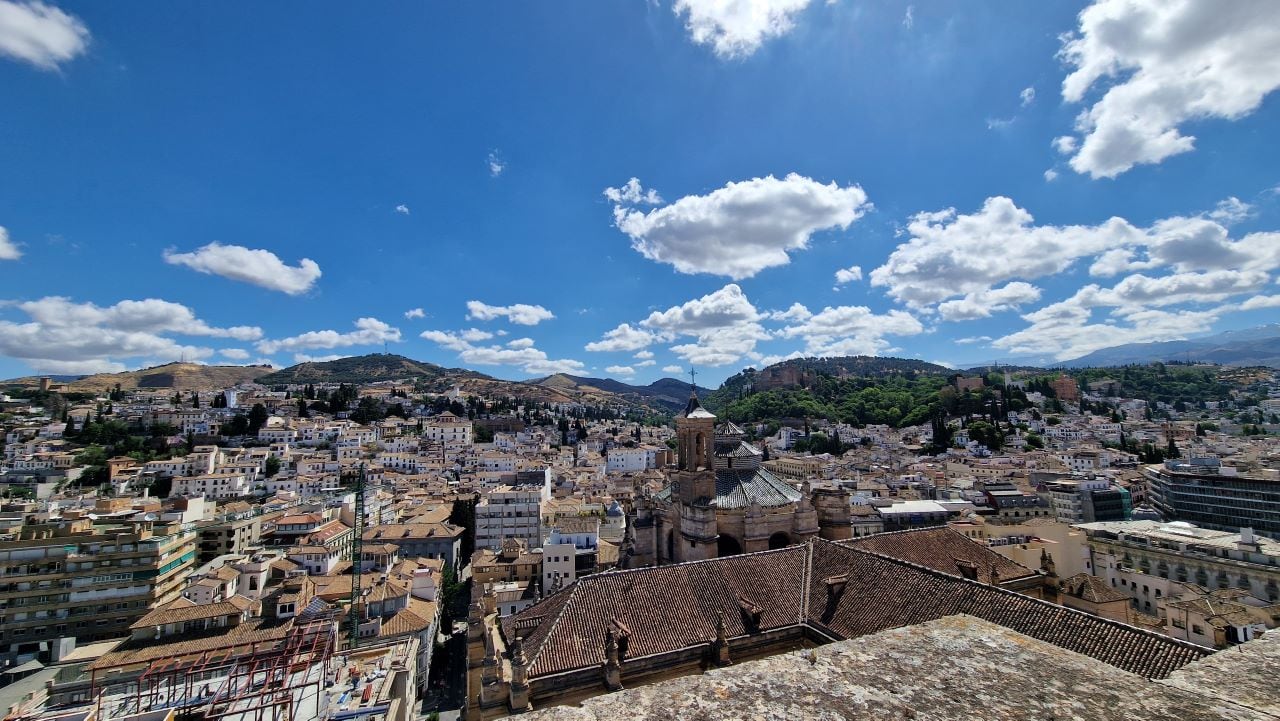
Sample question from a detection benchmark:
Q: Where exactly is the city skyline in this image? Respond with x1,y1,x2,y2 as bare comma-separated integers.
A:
2,1,1279,385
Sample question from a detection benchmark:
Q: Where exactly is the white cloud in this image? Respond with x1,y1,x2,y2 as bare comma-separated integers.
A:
0,296,230,373
767,302,813,322
606,365,635,377
584,323,660,352
777,304,924,356
420,330,472,352
986,116,1016,131
1019,86,1036,107
954,335,992,345
1058,0,1280,178
634,349,655,360
0,226,20,260
18,297,261,340
1207,197,1254,225
404,307,425,320
636,359,656,367
834,264,863,285
662,364,685,374
395,204,410,215
642,284,770,366
611,173,869,280
1052,136,1078,155
603,178,662,205
0,0,89,70
487,150,505,177
257,317,399,354
459,328,494,342
220,348,250,360
902,4,914,29
673,0,813,59
163,242,321,295
466,300,554,326
1043,169,1059,182
870,196,1141,307
936,282,1042,321
421,329,583,376
1241,295,1280,310
293,353,349,364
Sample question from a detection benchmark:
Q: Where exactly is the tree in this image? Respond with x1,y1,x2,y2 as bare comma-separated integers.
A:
297,397,310,418
248,403,269,435
191,391,200,408
264,456,281,478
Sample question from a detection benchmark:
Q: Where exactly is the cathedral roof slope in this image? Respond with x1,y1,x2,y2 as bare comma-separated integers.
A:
504,546,808,679
504,536,1211,682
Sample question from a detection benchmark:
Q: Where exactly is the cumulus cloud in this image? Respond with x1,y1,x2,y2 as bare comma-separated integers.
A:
767,303,813,322
394,204,410,215
257,317,400,354
0,0,89,70
421,329,582,375
219,348,250,360
955,335,992,345
603,178,662,205
584,323,660,353
642,284,769,366
466,300,554,326
936,282,1042,321
834,264,863,285
610,173,869,279
0,226,20,260
634,349,655,360
0,296,236,373
673,0,813,59
164,242,322,295
776,304,924,357
1207,197,1254,225
404,308,425,320
870,196,1141,308
1019,86,1036,107
606,365,635,377
662,364,685,374
1241,295,1280,310
636,359,656,367
1057,0,1280,178
1043,169,1059,182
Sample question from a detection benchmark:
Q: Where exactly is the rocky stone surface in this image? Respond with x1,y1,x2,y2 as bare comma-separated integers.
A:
521,615,1278,720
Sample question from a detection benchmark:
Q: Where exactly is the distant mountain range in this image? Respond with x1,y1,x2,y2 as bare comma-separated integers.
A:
1055,324,1280,368
530,374,711,411
2,363,273,393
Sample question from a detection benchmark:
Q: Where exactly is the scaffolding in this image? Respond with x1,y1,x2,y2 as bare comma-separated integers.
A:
90,618,335,721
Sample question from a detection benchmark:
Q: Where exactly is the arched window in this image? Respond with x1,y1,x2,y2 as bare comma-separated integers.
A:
694,433,705,469
717,534,742,557
769,532,791,550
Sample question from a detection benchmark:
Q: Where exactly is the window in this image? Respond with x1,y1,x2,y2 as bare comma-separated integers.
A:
1192,624,1204,635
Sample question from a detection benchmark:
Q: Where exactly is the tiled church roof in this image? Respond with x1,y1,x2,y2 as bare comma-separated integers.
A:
505,531,1211,681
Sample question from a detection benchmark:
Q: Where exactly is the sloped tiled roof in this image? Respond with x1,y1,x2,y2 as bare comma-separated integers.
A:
505,536,1211,682
844,526,1038,582
712,467,802,509
505,546,807,679
1060,573,1131,604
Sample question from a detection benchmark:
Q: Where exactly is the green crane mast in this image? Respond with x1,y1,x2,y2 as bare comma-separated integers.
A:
347,463,366,648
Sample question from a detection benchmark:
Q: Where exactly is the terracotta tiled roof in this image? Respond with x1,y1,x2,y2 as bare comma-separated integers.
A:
1060,573,1130,604
129,597,249,629
505,546,808,678
844,526,1037,582
505,537,1210,682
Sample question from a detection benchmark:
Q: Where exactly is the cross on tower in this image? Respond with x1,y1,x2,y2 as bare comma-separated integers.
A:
689,367,697,392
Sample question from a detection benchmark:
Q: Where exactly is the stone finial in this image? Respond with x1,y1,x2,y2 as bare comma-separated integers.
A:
714,610,731,666
989,565,1001,586
603,630,623,691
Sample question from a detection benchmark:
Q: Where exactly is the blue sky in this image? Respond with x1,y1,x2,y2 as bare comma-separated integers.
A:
1,0,1278,385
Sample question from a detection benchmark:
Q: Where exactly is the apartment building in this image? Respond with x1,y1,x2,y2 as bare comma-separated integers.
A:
475,481,550,551
0,517,196,662
1077,520,1280,619
1146,458,1280,537
1042,478,1132,524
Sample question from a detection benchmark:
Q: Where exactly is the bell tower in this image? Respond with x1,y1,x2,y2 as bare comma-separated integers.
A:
671,375,718,562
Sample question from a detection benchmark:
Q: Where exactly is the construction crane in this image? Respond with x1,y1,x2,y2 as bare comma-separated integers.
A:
347,463,366,648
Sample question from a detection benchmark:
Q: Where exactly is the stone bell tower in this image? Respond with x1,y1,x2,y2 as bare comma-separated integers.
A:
672,387,718,562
